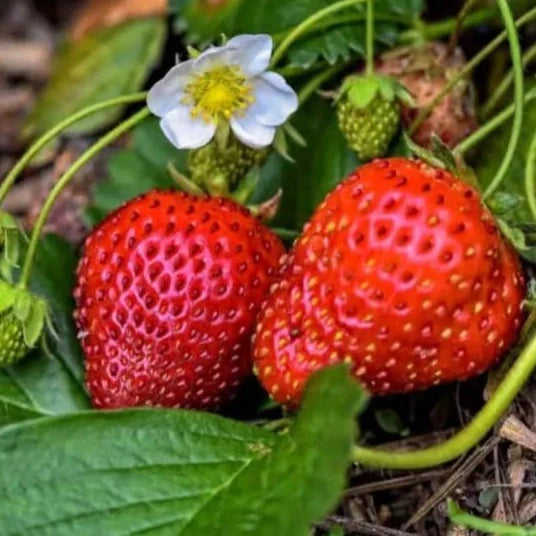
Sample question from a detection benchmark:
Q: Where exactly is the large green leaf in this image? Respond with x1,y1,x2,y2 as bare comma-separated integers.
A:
252,95,359,231
0,236,89,426
87,117,187,225
0,366,365,535
24,18,165,137
171,0,422,67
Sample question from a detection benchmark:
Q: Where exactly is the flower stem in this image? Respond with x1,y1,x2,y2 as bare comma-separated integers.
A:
453,86,536,155
482,42,536,119
409,6,536,136
353,330,536,470
298,62,351,105
18,107,150,290
483,0,524,200
270,0,367,68
447,0,481,54
525,130,536,222
365,0,374,75
0,92,147,205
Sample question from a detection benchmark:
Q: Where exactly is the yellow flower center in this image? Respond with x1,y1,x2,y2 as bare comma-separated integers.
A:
183,65,254,123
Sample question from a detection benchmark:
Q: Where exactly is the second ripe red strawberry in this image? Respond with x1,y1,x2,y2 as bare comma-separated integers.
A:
253,158,525,408
75,190,285,410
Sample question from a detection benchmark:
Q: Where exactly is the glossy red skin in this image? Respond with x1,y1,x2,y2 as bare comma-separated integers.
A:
253,158,525,407
74,190,285,410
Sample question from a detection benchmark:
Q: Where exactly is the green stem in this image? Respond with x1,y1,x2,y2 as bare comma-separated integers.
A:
453,86,536,155
409,6,536,136
297,62,351,105
270,0,367,68
365,0,374,75
398,7,497,43
18,107,150,289
353,331,536,470
483,0,524,200
525,130,536,221
0,92,147,205
482,42,536,119
447,0,482,53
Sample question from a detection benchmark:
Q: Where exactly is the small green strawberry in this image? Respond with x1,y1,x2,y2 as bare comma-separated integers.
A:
188,134,268,195
0,280,49,367
336,74,413,161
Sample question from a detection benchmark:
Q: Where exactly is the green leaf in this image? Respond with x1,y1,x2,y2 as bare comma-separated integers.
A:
172,0,422,68
374,409,409,436
0,235,90,426
87,117,186,225
0,366,365,535
252,95,358,231
24,18,165,137
497,219,536,264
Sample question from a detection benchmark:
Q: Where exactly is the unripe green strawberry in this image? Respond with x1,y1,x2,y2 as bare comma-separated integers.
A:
0,280,49,368
336,74,412,161
0,312,28,366
337,95,400,161
188,136,268,191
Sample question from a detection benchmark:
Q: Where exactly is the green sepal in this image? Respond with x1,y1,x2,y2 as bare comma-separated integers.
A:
0,257,13,283
23,298,48,347
0,280,17,313
497,219,536,265
232,167,261,205
339,74,414,109
487,192,523,216
283,122,307,148
187,45,201,59
13,292,32,322
273,128,294,163
167,163,205,196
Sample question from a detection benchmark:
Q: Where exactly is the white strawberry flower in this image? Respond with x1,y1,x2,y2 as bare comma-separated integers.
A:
147,34,298,150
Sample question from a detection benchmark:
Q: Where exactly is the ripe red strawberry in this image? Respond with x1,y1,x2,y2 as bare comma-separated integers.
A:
74,190,285,410
375,42,478,149
253,158,525,408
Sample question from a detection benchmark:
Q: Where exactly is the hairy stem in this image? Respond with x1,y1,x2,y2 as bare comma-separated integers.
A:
365,0,374,75
18,107,150,289
453,86,536,155
409,6,536,135
483,0,524,199
0,92,147,205
353,331,536,469
270,0,367,68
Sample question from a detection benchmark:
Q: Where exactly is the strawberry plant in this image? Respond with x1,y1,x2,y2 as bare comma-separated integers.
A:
2,0,536,533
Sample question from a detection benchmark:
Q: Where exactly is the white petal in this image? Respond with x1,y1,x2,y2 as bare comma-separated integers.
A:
147,61,195,117
160,105,216,149
249,72,298,127
226,34,273,77
194,45,236,73
230,110,276,149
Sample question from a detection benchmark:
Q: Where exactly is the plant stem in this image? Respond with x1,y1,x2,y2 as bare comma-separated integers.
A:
0,92,147,205
18,107,150,289
398,7,497,43
483,0,524,199
353,330,536,470
453,86,536,155
409,6,536,135
448,0,482,53
365,0,374,75
298,62,351,105
482,42,536,119
525,130,536,221
270,0,367,68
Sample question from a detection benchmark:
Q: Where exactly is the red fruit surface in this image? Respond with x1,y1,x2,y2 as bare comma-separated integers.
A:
74,190,285,410
376,42,478,148
253,158,525,408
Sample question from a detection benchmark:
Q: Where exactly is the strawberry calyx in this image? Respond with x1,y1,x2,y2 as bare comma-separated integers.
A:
337,73,414,109
0,280,51,366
